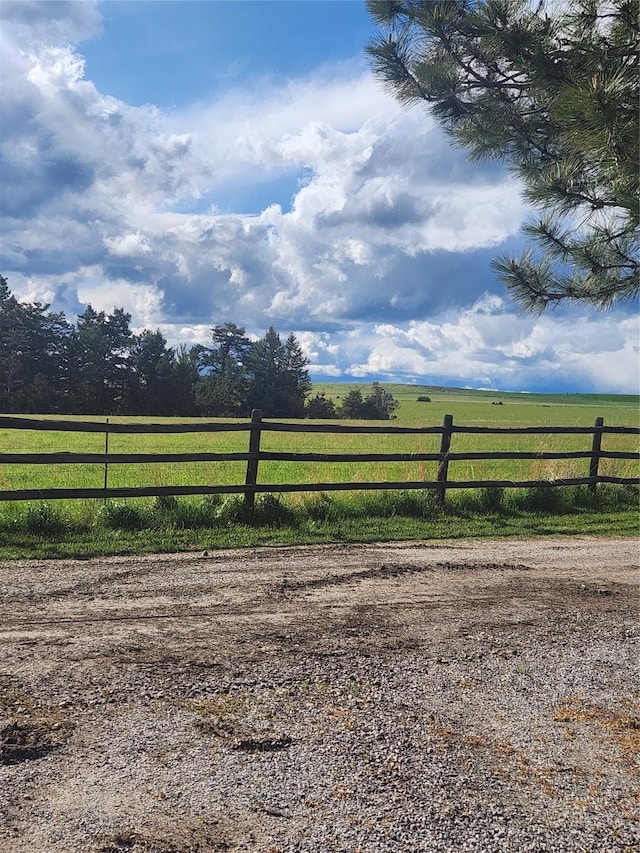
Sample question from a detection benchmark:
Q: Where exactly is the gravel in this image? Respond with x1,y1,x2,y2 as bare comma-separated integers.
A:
0,536,638,852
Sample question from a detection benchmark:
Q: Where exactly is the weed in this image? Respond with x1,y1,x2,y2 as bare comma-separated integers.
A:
299,492,336,521
477,486,505,512
521,484,566,513
596,483,639,510
151,494,180,525
452,488,507,515
348,489,440,520
188,693,253,719
24,503,67,535
215,495,248,523
214,493,297,526
97,501,146,531
563,486,600,510
0,483,638,559
198,493,223,515
553,698,640,759
392,489,441,519
151,494,221,529
252,493,297,526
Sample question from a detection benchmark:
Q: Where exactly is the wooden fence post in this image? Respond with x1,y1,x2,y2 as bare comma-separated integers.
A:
244,409,263,510
436,414,453,506
589,416,604,493
103,417,109,492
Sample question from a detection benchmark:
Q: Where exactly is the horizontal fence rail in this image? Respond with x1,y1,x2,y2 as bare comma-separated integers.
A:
0,411,638,507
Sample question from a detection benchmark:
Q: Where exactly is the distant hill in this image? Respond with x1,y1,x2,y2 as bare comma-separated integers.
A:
311,382,640,409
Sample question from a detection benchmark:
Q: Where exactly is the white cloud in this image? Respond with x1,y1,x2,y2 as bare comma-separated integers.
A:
0,4,637,394
2,29,525,325
104,232,152,257
337,300,640,393
0,0,102,45
78,278,164,327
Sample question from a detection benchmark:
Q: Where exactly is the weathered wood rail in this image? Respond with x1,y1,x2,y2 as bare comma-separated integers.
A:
0,412,638,507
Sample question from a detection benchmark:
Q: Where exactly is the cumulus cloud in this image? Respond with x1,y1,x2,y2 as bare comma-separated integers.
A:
1,0,101,45
331,298,640,393
1,30,525,326
0,1,637,394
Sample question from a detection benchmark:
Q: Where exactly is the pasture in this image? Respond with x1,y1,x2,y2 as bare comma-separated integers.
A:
0,385,637,559
1,385,638,496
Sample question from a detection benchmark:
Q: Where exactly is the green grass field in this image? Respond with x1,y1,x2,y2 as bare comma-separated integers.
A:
311,383,640,483
1,385,637,493
316,382,640,424
0,384,637,559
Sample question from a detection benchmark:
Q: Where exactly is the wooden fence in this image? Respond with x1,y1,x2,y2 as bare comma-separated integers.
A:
0,412,638,507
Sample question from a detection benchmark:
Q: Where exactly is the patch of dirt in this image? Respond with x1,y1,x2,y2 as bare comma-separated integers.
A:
97,821,235,852
0,719,70,764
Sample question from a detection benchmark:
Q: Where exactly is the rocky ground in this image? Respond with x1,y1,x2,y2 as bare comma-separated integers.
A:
0,536,638,852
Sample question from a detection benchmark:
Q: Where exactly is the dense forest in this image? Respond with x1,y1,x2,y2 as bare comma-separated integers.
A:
0,276,397,419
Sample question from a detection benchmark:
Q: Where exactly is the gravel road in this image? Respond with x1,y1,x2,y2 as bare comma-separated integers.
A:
0,536,638,853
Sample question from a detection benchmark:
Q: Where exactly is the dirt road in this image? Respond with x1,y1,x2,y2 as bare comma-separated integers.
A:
0,536,638,852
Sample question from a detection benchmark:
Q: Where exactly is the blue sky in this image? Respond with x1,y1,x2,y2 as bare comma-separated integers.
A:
1,0,638,394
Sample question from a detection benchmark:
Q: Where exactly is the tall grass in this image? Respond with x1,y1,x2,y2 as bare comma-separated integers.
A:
0,484,637,560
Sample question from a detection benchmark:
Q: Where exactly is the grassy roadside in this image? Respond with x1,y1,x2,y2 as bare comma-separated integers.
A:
0,486,637,560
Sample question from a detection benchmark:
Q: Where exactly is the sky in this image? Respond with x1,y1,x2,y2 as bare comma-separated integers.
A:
1,0,638,394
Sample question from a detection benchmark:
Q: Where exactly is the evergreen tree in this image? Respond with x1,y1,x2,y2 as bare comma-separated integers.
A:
0,275,70,413
362,382,400,419
340,384,400,419
171,344,200,416
247,327,311,417
366,0,639,312
0,281,314,420
246,326,288,417
281,333,313,417
340,387,366,419
306,391,338,418
209,323,252,367
195,323,252,416
67,306,134,414
129,329,177,416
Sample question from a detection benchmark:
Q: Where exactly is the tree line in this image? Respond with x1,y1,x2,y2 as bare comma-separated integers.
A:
0,276,398,419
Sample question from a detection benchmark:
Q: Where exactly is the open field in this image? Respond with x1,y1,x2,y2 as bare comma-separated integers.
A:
315,382,640,408
0,538,638,852
0,386,637,559
1,386,638,494
317,383,640,430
